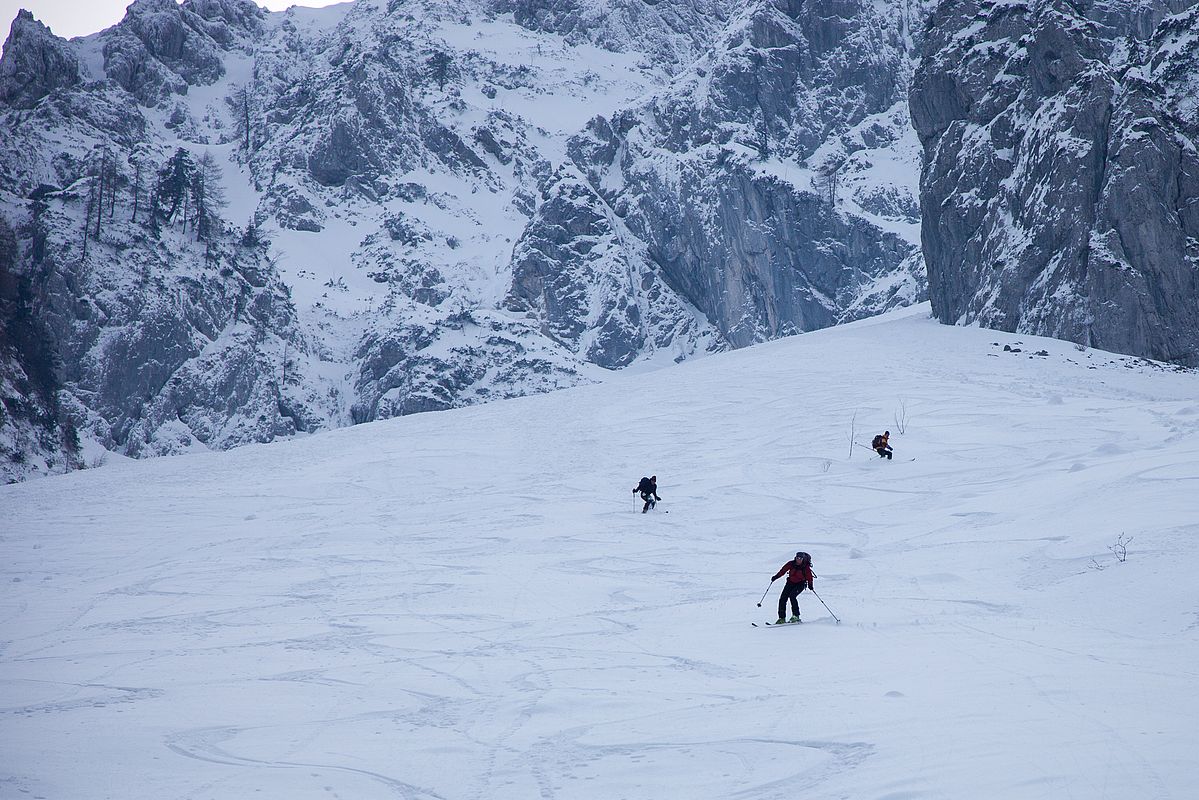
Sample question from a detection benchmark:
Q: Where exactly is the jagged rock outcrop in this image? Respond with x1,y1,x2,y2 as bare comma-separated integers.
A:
353,309,583,420
560,0,930,346
0,211,82,482
0,12,333,478
505,170,718,367
16,183,333,460
911,0,1199,365
493,0,736,70
0,10,80,109
102,0,265,106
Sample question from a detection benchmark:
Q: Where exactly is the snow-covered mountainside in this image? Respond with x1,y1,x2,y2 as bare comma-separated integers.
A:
4,304,1198,798
911,0,1199,366
0,0,929,481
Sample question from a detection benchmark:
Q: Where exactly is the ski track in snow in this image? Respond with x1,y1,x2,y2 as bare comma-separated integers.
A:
3,305,1199,799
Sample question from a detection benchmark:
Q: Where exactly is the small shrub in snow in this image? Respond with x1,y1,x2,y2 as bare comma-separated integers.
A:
1090,533,1133,571
1109,533,1132,563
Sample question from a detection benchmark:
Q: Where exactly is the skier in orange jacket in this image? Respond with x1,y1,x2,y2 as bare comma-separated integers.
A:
872,431,893,459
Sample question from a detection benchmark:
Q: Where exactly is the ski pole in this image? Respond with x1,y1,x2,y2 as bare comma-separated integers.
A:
810,589,841,623
756,579,775,607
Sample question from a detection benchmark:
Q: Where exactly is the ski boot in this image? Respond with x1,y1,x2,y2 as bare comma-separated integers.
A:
788,615,801,623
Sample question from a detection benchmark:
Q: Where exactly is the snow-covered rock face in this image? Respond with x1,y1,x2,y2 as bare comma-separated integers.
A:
503,168,718,367
0,0,930,481
0,10,81,109
561,0,931,346
492,0,735,69
2,179,334,475
911,0,1199,366
102,0,265,106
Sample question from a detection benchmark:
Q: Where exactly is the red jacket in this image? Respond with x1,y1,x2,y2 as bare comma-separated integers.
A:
773,560,815,587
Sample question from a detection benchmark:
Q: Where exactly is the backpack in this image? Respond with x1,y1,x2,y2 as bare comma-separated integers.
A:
871,434,884,448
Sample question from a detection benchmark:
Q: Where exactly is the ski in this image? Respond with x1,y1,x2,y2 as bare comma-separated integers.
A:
752,620,803,627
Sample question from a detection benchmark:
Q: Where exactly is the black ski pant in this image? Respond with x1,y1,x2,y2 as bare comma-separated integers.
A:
778,582,806,619
876,447,892,459
640,492,657,512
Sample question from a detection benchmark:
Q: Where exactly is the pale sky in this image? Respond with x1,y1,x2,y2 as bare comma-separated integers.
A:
2,0,345,40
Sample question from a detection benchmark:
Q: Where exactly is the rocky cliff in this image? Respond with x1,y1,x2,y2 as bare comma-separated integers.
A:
558,0,931,348
911,0,1199,365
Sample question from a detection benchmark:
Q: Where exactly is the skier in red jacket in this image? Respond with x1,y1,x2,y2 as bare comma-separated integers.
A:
772,552,815,624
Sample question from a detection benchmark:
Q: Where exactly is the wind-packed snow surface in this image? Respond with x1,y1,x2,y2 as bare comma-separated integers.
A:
3,304,1197,799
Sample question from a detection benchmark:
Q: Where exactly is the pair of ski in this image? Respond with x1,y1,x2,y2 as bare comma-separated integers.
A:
751,619,803,628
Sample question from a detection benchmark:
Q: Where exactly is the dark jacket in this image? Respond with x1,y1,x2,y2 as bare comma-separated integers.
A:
634,477,660,499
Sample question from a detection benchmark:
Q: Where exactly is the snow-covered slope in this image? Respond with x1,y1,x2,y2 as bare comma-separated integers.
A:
3,305,1197,799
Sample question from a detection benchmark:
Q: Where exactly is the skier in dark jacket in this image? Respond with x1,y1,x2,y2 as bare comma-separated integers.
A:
872,431,893,459
771,552,815,623
633,475,660,513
